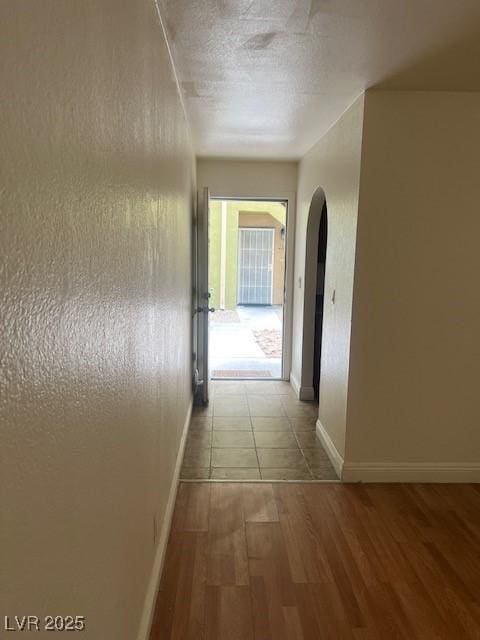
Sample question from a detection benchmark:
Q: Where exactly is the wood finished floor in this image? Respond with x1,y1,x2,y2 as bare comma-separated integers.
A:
150,482,480,640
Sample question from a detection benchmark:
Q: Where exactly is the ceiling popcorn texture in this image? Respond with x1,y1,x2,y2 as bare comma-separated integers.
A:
159,0,480,158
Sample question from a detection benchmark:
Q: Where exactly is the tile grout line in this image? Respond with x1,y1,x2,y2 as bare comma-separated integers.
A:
285,411,315,480
286,411,316,480
188,381,329,482
292,427,315,480
250,411,263,480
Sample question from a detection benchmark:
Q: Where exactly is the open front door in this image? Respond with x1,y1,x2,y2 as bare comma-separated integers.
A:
194,187,214,404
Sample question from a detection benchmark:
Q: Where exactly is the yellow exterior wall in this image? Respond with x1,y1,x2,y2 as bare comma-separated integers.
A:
209,201,286,309
238,212,286,305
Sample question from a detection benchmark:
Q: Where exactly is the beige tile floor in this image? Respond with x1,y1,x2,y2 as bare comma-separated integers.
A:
180,380,338,480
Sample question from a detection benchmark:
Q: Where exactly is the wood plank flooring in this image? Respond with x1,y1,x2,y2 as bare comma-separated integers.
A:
150,482,480,639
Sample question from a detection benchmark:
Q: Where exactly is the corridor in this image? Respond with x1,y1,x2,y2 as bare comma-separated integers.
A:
4,1,480,638
181,380,337,481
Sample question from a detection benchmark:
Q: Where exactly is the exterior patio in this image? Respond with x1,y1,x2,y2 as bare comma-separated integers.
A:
209,305,283,378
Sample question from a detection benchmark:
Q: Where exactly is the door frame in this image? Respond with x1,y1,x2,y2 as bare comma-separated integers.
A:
194,187,211,404
208,192,296,381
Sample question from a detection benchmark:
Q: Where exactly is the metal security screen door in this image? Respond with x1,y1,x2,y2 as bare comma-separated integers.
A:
237,228,275,305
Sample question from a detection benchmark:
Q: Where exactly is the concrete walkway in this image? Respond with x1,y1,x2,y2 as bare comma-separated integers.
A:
209,305,283,378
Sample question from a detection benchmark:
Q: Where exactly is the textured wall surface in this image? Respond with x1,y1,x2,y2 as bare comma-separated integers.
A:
197,159,298,199
0,2,194,638
292,96,364,458
346,90,480,467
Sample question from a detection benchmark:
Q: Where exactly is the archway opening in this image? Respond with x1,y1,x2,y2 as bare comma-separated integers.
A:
313,202,328,399
300,188,328,400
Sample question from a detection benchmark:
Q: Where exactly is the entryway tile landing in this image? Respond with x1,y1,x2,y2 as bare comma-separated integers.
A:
181,380,338,481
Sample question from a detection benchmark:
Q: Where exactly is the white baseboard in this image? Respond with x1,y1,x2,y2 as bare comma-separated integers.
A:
342,461,480,483
316,420,343,479
137,397,193,640
290,371,315,401
315,418,480,483
289,371,300,397
299,386,315,401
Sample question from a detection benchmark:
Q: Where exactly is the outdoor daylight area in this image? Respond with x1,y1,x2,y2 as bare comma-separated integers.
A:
209,199,287,378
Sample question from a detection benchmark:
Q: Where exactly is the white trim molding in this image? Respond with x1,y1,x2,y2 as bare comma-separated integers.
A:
137,398,193,640
342,461,480,483
290,370,315,401
316,419,343,479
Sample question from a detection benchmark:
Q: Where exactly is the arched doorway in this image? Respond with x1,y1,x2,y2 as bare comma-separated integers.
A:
300,188,328,400
313,202,327,399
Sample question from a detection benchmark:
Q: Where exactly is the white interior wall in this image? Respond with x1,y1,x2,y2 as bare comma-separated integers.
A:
197,158,298,198
0,2,194,638
344,90,480,481
292,96,365,460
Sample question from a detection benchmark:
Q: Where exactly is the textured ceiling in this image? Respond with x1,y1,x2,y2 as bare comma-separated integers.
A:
159,0,480,159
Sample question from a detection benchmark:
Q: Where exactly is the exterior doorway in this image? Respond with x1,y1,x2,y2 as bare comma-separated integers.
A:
208,199,287,379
